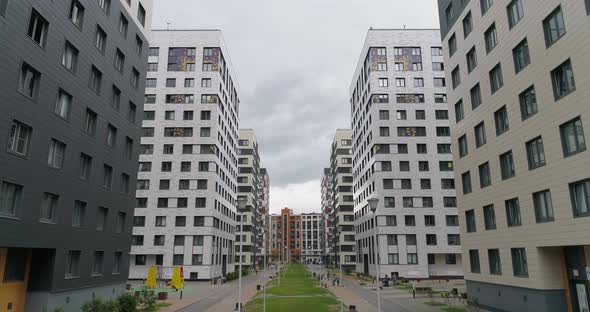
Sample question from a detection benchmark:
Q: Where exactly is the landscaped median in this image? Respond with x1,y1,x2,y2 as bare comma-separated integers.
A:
243,264,342,312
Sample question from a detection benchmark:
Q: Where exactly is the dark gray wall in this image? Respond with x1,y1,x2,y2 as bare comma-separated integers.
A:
0,0,148,292
466,280,567,312
438,0,470,39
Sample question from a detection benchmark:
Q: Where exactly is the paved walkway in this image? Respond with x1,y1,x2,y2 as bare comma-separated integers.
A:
136,270,272,312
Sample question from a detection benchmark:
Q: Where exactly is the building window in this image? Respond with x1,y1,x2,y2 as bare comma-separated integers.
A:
135,35,143,56
102,164,113,189
18,62,41,99
451,66,461,89
40,192,59,223
473,122,486,148
131,68,139,89
65,250,81,278
388,253,399,264
111,86,121,110
448,234,461,246
488,249,501,275
436,127,450,137
114,49,125,73
7,120,32,156
98,0,111,14
499,150,515,180
92,251,104,275
96,207,108,231
62,41,79,72
470,83,482,110
79,153,92,180
481,0,493,15
137,3,146,26
448,33,457,57
407,253,418,264
118,13,128,37
47,139,66,169
395,78,406,87
463,11,473,37
72,200,86,227
511,248,528,277
89,66,102,94
415,110,426,120
379,110,389,120
483,205,496,230
445,2,454,26
551,59,576,100
587,0,590,15
431,47,443,56
507,0,523,29
458,135,468,158
379,78,388,87
519,86,537,120
106,124,117,147
55,89,72,120
466,209,476,233
533,190,554,223
432,62,445,71
489,63,504,93
426,234,437,246
462,171,472,194
469,250,481,273
479,162,491,188
512,39,530,74
466,46,477,73
484,23,498,53
27,9,49,47
570,178,590,218
414,78,424,87
526,136,545,170
505,198,521,227
494,106,509,136
446,215,459,226
560,117,586,157
180,78,193,88
543,6,566,47
135,255,146,266
0,181,23,217
95,26,107,53
68,1,85,28
434,78,446,88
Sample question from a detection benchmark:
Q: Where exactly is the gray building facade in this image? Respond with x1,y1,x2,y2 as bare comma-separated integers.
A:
0,0,151,311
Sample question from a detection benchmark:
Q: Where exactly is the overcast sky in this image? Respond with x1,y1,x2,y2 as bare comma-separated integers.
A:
152,0,440,214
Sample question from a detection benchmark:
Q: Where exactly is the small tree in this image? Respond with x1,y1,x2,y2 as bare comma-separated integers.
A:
116,292,138,312
81,299,119,312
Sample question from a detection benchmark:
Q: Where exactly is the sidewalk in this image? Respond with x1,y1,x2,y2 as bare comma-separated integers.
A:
204,271,273,312
329,285,374,312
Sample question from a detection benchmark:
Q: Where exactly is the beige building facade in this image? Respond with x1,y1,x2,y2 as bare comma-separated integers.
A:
437,0,590,311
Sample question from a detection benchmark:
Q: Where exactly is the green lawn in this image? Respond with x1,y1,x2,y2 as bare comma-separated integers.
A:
265,264,330,296
245,297,340,312
244,264,340,312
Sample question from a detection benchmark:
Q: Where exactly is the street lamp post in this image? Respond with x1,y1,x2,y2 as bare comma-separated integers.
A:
236,197,247,312
368,197,381,312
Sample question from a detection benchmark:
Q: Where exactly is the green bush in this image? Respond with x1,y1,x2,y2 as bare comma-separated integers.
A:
81,299,119,312
136,289,157,312
225,270,249,281
117,292,138,312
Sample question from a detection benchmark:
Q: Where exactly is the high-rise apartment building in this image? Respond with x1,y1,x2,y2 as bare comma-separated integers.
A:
270,208,301,262
301,213,323,264
0,1,151,311
321,168,334,265
437,1,590,311
258,168,270,267
329,129,356,271
349,29,463,280
269,208,322,264
236,129,261,270
129,30,241,282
